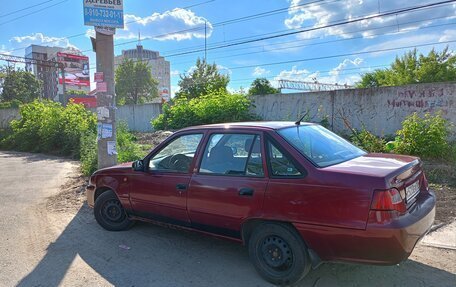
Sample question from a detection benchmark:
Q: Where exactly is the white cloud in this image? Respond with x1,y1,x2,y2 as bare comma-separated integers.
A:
9,33,78,49
252,66,270,76
285,0,456,39
171,70,180,77
329,58,363,76
274,59,365,87
439,29,456,42
0,45,11,55
275,65,310,81
171,85,180,98
112,9,212,41
216,64,232,76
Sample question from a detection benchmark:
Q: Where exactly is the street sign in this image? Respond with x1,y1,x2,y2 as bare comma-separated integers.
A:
83,0,124,28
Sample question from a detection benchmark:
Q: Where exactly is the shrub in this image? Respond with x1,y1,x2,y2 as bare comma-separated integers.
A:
79,122,145,176
116,121,143,163
152,90,258,130
350,128,386,153
3,100,96,156
394,112,451,159
80,130,98,176
0,99,22,109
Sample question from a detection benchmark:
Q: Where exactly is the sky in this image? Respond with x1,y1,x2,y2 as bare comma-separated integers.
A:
0,0,455,96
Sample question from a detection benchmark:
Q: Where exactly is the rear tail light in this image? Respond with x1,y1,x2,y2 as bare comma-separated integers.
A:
371,188,406,214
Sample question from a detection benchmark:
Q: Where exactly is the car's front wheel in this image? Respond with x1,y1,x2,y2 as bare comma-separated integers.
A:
248,222,311,286
94,190,134,231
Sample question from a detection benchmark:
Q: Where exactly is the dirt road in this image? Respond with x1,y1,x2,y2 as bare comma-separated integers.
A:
0,151,454,287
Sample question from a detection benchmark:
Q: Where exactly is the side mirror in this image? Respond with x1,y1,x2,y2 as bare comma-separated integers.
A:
132,160,144,172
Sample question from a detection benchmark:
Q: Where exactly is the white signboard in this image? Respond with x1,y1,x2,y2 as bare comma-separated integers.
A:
83,0,124,28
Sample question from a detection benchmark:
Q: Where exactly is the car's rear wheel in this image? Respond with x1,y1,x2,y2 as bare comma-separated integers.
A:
248,222,311,286
94,190,134,231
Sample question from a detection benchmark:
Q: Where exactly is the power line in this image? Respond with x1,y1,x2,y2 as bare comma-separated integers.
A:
0,0,69,26
226,40,456,70
155,1,456,56
0,0,55,18
161,0,456,59
83,0,340,52
167,13,455,59
170,20,456,66
2,0,217,53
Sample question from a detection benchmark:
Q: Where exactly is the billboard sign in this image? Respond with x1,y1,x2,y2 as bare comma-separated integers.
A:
57,52,90,88
83,0,124,28
160,87,170,102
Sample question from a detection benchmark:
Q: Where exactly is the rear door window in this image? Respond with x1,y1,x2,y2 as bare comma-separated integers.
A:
199,133,264,177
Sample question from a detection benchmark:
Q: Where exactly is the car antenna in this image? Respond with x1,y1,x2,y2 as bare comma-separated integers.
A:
295,111,309,125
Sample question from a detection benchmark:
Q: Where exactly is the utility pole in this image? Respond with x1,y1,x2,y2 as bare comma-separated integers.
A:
83,0,123,169
96,31,117,169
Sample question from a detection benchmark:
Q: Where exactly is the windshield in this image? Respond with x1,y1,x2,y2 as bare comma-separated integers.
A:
277,125,366,167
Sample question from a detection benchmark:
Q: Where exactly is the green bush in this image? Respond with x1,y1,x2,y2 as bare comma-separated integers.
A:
2,100,96,155
79,122,145,176
152,90,258,130
350,128,386,153
80,130,98,176
117,121,143,163
394,112,451,159
0,99,22,109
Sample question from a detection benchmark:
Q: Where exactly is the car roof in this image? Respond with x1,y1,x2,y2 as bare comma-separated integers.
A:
179,121,315,132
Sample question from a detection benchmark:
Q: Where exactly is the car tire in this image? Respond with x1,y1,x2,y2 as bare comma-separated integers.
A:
248,222,311,286
94,190,134,231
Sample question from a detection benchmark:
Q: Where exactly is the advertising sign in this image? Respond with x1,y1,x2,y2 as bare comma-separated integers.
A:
97,82,108,92
160,87,170,102
71,96,97,108
84,0,124,28
94,72,104,82
57,52,90,88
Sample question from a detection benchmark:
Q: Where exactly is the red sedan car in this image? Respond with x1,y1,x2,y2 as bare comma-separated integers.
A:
86,122,435,285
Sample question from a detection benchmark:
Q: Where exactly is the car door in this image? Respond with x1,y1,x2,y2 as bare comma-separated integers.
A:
129,133,204,226
187,131,268,238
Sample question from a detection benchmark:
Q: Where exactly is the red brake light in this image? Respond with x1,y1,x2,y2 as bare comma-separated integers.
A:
371,188,406,213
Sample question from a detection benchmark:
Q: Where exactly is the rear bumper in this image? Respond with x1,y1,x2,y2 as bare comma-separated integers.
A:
86,184,96,208
294,190,435,265
362,190,435,264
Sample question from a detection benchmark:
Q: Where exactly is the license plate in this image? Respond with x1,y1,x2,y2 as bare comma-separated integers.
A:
406,180,420,200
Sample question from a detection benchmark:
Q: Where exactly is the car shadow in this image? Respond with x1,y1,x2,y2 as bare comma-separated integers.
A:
17,204,455,287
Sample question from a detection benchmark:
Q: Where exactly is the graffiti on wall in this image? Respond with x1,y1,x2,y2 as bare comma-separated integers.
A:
387,87,454,115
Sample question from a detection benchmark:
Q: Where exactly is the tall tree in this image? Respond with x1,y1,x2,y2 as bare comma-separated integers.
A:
248,78,280,96
115,59,158,105
357,47,456,88
0,66,42,103
176,58,230,100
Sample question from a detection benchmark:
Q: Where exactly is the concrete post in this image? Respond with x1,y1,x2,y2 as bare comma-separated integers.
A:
96,31,117,169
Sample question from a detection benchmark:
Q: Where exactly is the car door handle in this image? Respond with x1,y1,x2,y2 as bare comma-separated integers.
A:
176,184,187,190
239,187,254,196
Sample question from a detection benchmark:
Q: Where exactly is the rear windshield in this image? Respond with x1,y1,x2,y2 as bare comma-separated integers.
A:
277,125,366,167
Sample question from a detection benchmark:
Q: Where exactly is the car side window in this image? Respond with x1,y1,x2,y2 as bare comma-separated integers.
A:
267,141,302,177
149,134,203,172
200,133,264,177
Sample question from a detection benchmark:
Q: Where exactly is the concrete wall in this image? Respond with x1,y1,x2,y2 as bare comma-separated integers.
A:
251,82,456,138
116,103,162,132
0,108,19,129
0,103,161,132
